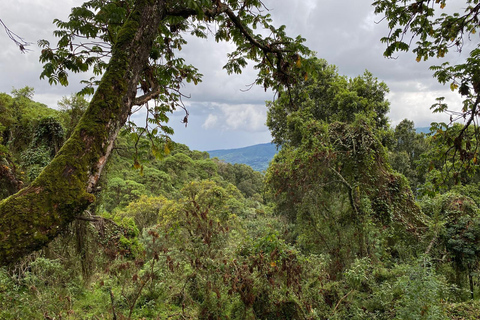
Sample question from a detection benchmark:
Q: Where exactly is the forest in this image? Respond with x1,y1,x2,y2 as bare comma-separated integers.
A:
2,0,480,319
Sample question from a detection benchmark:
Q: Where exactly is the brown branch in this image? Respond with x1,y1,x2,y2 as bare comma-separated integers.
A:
128,278,150,320
75,216,101,222
109,288,117,320
332,289,355,314
457,95,480,142
75,215,117,225
222,4,267,51
167,5,226,18
134,85,162,105
167,1,286,57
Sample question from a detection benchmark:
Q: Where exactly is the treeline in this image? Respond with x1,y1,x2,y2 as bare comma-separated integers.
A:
1,77,480,319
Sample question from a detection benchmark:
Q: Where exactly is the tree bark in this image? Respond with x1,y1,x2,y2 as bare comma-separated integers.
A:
0,0,166,266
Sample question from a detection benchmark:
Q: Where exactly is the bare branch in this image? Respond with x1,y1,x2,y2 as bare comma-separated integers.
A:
0,19,31,53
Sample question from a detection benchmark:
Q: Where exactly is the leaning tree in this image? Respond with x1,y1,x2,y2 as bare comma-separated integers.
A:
0,0,311,265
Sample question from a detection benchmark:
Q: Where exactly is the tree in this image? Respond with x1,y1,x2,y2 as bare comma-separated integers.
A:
11,86,34,100
57,94,89,139
374,0,480,170
265,61,425,275
0,0,310,266
390,119,428,193
417,123,480,195
266,117,425,274
422,192,480,298
267,58,390,147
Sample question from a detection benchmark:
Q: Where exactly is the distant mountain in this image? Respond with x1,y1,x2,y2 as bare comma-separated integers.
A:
207,143,278,172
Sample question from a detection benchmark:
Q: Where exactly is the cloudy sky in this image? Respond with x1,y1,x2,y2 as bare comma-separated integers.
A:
0,0,467,151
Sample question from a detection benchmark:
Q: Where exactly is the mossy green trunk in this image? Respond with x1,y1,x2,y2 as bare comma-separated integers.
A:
0,0,166,266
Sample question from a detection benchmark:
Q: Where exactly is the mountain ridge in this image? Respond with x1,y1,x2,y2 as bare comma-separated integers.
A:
207,142,278,172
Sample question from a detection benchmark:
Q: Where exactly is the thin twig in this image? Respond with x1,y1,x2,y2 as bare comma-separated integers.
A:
332,289,355,314
0,18,31,52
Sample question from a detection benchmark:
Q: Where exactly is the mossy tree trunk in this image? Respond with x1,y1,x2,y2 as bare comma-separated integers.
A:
0,0,167,266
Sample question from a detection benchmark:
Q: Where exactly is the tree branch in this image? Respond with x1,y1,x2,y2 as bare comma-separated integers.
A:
0,18,31,53
134,85,162,105
330,168,359,217
457,95,480,142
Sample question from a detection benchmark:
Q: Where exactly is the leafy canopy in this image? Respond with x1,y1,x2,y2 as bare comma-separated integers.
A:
38,0,312,151
267,58,390,147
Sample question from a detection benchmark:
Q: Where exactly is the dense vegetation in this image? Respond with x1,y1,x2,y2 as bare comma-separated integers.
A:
2,0,480,318
2,69,480,320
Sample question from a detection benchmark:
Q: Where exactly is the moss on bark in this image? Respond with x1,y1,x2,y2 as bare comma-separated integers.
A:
0,0,167,266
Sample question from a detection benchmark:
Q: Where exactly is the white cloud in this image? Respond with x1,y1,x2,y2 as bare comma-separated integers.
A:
224,104,266,131
200,103,267,132
387,86,461,128
202,114,218,129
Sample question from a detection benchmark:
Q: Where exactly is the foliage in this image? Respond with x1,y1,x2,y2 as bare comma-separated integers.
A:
37,0,312,164
446,300,480,320
417,123,480,195
392,259,449,320
57,94,89,139
215,161,264,199
98,134,265,217
373,0,480,99
0,89,75,190
2,108,480,317
1,0,319,265
0,148,22,200
11,86,34,99
3,0,480,317
265,59,425,278
389,119,429,193
351,257,450,320
267,58,390,147
0,258,81,319
374,0,480,177
116,195,168,231
420,192,480,296
0,88,62,156
267,117,425,276
102,177,147,212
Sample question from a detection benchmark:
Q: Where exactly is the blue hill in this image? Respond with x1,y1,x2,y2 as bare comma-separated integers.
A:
207,143,278,172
